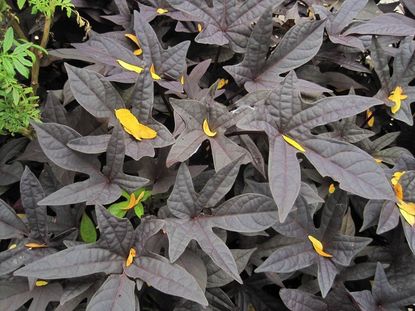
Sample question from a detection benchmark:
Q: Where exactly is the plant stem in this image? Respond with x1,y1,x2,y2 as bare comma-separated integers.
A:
7,11,28,40
31,15,52,94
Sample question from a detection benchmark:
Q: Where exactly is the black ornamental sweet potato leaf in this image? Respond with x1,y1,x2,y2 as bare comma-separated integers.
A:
133,11,190,89
167,85,251,171
65,64,174,161
350,263,415,310
14,205,208,307
137,0,194,22
256,191,372,297
371,37,415,125
166,0,284,53
0,279,63,311
236,71,394,221
280,288,327,311
224,11,326,92
164,160,278,283
313,0,368,51
0,138,27,186
362,170,415,254
33,122,148,206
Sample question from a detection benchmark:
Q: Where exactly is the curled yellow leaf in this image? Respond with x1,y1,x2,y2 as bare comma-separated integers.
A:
366,109,374,127
150,64,161,80
203,119,217,137
197,23,203,32
25,242,47,249
125,34,143,56
400,208,415,226
180,75,185,85
282,135,305,152
35,280,48,287
328,183,335,194
156,8,169,14
308,235,333,258
126,248,137,267
217,79,228,90
8,243,17,250
121,191,145,211
388,86,407,114
117,60,144,74
115,109,157,141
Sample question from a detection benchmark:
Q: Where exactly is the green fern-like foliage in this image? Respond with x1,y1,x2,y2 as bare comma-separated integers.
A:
17,0,74,17
0,28,43,135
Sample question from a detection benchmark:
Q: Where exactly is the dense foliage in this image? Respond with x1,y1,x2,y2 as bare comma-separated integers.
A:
2,0,415,310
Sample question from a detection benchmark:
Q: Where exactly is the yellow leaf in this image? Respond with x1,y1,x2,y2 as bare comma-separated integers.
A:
197,23,203,32
397,200,415,216
25,242,47,249
374,158,382,164
394,183,404,201
308,235,333,258
366,109,374,127
150,64,161,80
203,119,217,137
126,248,136,267
328,183,335,194
156,8,169,14
35,280,48,287
180,75,185,85
121,191,146,211
133,48,143,56
116,60,144,74
399,208,415,226
217,79,228,90
115,109,157,141
282,135,305,152
388,86,407,114
8,243,17,250
125,34,140,47
391,171,405,185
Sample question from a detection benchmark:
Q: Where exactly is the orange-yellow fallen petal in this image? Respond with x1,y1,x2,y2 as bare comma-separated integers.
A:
388,86,407,114
115,109,157,141
116,60,144,74
35,280,48,287
328,183,335,194
217,79,228,90
282,135,305,152
126,248,136,267
197,23,203,32
25,242,47,249
150,64,161,80
8,244,17,250
308,235,333,258
203,119,217,137
366,110,374,127
156,8,169,14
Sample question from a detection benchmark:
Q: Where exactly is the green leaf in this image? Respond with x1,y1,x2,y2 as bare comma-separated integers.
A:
108,201,129,218
3,28,14,53
80,212,97,243
134,203,144,218
17,0,26,10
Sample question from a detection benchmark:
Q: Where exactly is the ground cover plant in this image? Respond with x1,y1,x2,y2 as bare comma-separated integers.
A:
2,0,415,310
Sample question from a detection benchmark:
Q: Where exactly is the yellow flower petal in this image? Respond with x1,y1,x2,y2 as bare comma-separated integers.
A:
117,60,144,74
35,280,48,287
25,242,47,249
217,79,228,90
328,183,335,194
308,235,333,258
366,109,374,127
115,109,157,141
197,23,203,32
150,64,161,80
388,86,408,114
126,248,136,267
203,119,217,137
156,8,169,14
282,135,305,152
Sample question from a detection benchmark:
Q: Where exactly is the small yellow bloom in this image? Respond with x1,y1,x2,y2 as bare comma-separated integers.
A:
126,248,136,267
115,109,157,141
308,235,333,258
217,79,228,90
25,242,47,249
366,109,374,127
121,191,145,211
125,34,142,56
388,86,407,114
150,64,161,80
156,8,169,14
35,280,48,287
282,135,305,152
328,183,335,194
203,119,217,137
117,60,144,74
197,23,203,32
